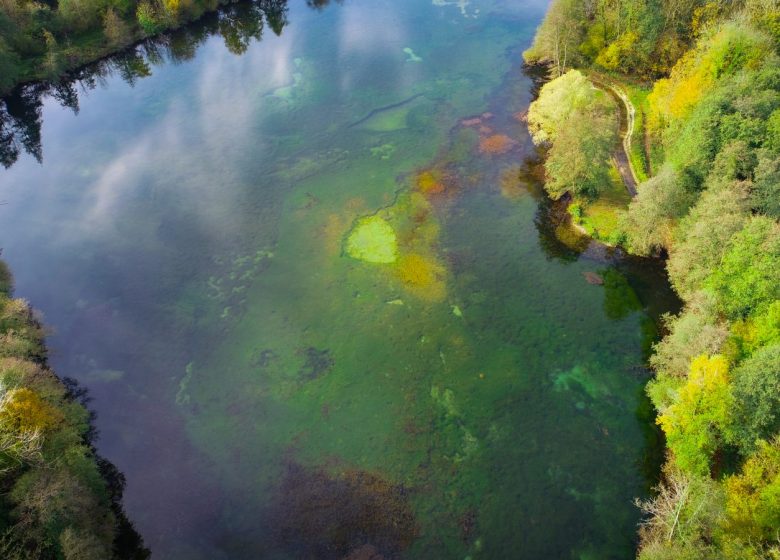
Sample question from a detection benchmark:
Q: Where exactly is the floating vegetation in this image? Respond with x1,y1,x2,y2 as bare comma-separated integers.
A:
403,47,422,62
478,134,516,155
268,462,419,559
345,216,398,264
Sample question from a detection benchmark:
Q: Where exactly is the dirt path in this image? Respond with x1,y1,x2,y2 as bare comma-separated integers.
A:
590,77,639,197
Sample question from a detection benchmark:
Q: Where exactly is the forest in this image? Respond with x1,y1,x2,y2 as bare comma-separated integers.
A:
526,1,780,558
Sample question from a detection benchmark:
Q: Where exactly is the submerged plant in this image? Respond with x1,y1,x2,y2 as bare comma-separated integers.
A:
345,216,398,263
415,170,446,195
478,134,516,155
395,253,446,301
396,253,441,287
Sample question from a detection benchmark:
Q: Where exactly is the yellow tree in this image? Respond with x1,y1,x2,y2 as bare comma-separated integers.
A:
658,354,733,476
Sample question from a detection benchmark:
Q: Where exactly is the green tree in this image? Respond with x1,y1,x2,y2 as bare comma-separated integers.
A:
706,216,780,319
622,166,695,255
730,345,780,454
527,70,595,144
721,437,780,555
667,186,748,299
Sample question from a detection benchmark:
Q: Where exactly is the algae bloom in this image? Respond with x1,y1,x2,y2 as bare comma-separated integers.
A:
346,216,398,263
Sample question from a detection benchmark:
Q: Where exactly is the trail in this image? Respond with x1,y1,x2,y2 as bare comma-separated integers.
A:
590,77,639,197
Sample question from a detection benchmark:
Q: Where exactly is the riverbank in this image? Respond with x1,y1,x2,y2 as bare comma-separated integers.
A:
0,261,148,559
526,2,780,558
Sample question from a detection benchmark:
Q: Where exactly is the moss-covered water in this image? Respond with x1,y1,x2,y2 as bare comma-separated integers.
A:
0,0,679,557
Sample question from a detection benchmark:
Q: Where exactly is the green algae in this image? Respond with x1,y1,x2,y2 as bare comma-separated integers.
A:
345,216,399,263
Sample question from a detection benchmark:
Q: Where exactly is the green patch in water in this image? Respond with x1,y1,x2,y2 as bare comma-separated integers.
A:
345,215,399,263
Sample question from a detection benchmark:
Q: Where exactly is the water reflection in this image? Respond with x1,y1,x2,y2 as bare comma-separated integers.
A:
0,0,338,169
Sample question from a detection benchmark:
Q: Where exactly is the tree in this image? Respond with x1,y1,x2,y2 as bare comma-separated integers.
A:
657,354,733,476
544,103,617,199
622,165,695,255
706,216,780,319
527,70,596,145
750,150,780,219
667,186,748,300
730,345,780,454
636,466,724,559
722,437,780,554
650,292,726,380
523,0,585,75
103,8,131,48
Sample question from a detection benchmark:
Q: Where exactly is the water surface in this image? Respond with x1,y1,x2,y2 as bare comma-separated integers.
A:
0,1,679,558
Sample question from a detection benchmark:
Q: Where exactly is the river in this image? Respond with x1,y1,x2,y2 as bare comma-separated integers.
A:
0,0,679,558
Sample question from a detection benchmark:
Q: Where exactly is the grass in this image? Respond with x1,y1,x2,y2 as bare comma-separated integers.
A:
570,161,631,245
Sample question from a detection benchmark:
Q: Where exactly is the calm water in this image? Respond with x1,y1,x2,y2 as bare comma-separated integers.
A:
0,0,679,558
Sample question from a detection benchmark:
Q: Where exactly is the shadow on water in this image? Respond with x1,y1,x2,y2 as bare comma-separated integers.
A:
0,0,340,169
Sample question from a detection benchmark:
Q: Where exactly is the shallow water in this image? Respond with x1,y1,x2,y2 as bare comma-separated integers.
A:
0,0,679,558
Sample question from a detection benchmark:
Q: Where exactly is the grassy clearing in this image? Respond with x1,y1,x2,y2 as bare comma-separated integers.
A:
569,161,631,245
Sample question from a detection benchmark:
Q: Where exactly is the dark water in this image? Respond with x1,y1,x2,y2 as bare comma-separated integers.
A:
0,1,680,558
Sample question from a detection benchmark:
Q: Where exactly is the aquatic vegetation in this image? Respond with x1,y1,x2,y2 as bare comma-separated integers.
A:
297,347,334,380
268,462,418,558
415,169,446,195
478,134,516,155
552,364,611,401
601,268,643,320
432,0,478,19
396,253,446,300
431,385,459,418
403,47,422,62
498,166,528,200
370,143,396,160
582,271,603,285
346,216,398,264
207,249,274,306
176,362,194,407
